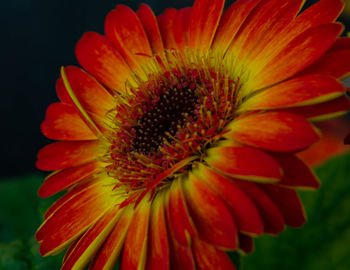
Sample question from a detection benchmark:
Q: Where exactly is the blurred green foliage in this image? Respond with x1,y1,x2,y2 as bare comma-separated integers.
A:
0,152,349,269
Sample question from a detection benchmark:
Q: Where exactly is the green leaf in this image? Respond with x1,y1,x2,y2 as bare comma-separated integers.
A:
242,151,350,270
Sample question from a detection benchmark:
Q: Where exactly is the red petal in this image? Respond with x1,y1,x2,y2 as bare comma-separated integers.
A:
212,0,260,53
260,185,306,228
120,194,151,270
225,112,320,152
330,37,350,51
36,140,99,171
136,4,164,55
146,191,169,270
61,207,120,270
183,173,238,250
173,7,192,50
168,234,196,270
205,144,282,182
41,103,96,141
189,0,224,54
238,234,254,254
235,181,285,234
192,238,236,270
193,164,263,236
38,161,100,198
89,206,134,270
75,32,132,91
239,75,345,111
105,5,153,74
271,153,320,189
157,8,178,50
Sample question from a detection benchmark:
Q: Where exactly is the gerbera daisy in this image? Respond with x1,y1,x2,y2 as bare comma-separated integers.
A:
36,0,350,269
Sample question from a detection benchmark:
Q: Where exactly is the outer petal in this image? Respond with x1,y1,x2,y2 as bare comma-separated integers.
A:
89,206,134,270
192,238,236,270
165,178,196,246
105,5,153,74
168,233,196,270
212,0,261,53
38,161,100,198
205,144,282,182
36,140,100,171
238,75,345,112
136,4,164,55
193,164,263,236
146,191,169,270
183,173,238,250
41,103,97,141
75,32,133,91
260,185,306,227
36,177,115,256
120,194,151,270
173,7,192,50
189,0,225,54
235,180,285,234
225,112,320,152
157,8,178,50
62,206,120,270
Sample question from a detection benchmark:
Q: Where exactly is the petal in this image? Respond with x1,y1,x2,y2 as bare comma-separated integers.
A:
235,180,285,234
251,23,343,90
89,206,134,270
271,153,320,189
329,37,350,51
57,66,115,117
189,0,224,54
192,238,236,270
61,207,120,270
41,103,97,141
205,144,282,182
212,0,260,53
75,32,133,91
168,234,196,270
260,185,306,227
136,4,164,55
173,7,192,50
36,177,115,256
238,75,345,111
38,161,101,198
238,234,254,254
225,112,320,152
165,178,196,246
157,8,178,50
146,191,169,270
120,194,151,270
183,173,238,250
105,5,153,74
193,164,263,236
36,140,100,171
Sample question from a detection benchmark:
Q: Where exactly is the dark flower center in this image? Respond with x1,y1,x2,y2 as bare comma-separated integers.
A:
131,87,198,154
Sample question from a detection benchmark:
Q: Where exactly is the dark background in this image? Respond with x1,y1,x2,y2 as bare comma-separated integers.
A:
1,0,349,177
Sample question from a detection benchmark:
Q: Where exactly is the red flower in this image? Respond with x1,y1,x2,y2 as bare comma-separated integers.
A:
36,0,350,269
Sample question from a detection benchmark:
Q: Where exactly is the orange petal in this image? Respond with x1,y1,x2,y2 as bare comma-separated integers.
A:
189,0,224,54
75,32,133,91
235,180,285,234
105,5,153,74
41,103,97,141
192,238,236,270
260,185,306,228
36,140,100,171
271,153,320,189
146,191,169,270
239,75,345,111
212,0,260,53
193,164,263,236
225,112,320,152
57,66,115,117
90,206,134,270
157,8,178,50
205,144,282,182
165,178,196,246
136,4,164,55
238,234,254,254
38,161,100,198
120,194,151,270
62,207,120,270
36,177,114,256
183,173,238,250
173,7,192,50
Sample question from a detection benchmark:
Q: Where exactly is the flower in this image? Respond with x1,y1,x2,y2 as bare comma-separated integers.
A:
36,0,350,269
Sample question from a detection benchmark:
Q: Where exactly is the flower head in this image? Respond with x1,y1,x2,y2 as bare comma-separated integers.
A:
36,0,350,269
